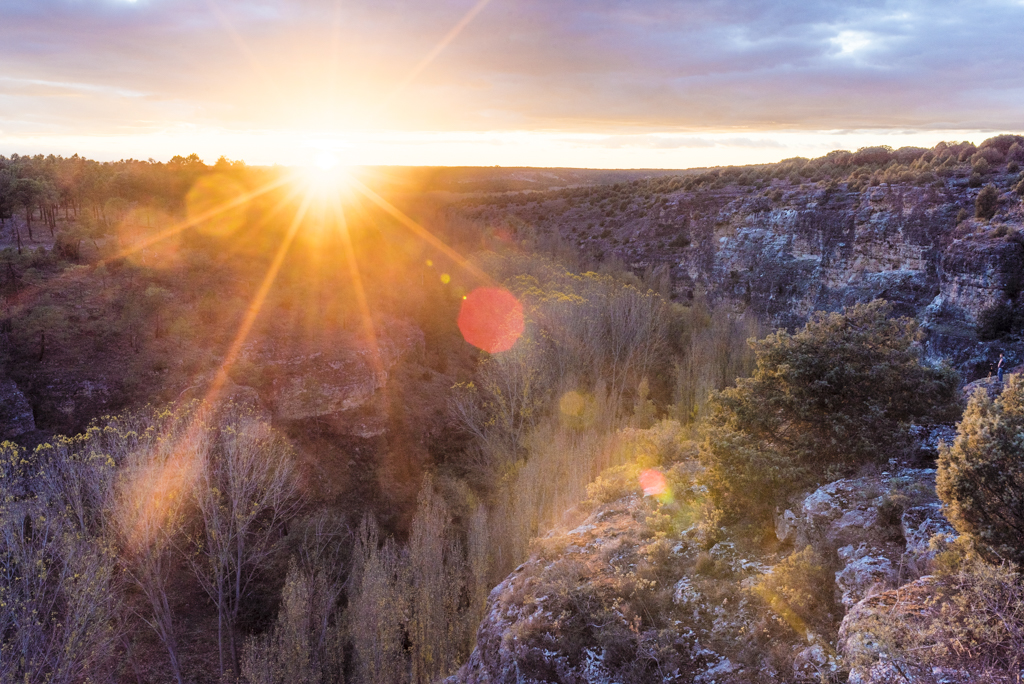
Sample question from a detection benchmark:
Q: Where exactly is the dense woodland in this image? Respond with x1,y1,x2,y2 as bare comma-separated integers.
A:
0,144,1023,683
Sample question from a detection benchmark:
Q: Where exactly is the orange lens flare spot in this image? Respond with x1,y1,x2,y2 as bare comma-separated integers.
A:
457,287,525,353
639,468,673,503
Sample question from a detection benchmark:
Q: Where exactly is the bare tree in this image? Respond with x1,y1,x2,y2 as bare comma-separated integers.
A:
466,503,490,650
241,555,346,684
0,504,122,684
349,517,410,684
186,407,302,678
408,478,464,683
107,418,204,684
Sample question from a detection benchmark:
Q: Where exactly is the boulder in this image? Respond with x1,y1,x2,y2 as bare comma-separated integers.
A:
0,374,34,440
835,545,898,608
238,320,424,436
839,577,972,684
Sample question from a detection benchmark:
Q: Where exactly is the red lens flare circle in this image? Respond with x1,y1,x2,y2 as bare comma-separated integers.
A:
639,469,668,497
458,287,525,353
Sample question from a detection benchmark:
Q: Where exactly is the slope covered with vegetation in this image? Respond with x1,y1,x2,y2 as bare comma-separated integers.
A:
1,141,1023,683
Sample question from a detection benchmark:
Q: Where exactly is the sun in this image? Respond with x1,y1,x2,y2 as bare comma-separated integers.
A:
293,150,353,199
315,150,340,171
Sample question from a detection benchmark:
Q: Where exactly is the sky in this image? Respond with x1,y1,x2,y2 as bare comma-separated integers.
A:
2,0,1024,168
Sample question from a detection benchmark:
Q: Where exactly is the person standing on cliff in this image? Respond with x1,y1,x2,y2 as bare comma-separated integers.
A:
998,353,1005,383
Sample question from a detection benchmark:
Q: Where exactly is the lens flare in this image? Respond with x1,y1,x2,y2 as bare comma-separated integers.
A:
457,287,524,353
639,468,674,504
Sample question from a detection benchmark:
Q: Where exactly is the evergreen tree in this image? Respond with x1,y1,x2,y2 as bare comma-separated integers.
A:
938,377,1024,564
699,300,959,522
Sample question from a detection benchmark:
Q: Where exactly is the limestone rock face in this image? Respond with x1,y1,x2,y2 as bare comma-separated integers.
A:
939,235,1024,322
470,180,1024,376
238,319,424,436
0,374,34,440
775,467,955,607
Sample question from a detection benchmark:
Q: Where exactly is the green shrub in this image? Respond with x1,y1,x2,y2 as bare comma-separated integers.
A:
752,546,839,637
699,300,960,523
937,377,1024,565
976,184,1000,219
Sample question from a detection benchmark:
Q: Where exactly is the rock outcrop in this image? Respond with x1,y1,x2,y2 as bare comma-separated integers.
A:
774,468,957,608
462,175,1024,377
0,373,34,440
453,458,961,684
235,318,424,437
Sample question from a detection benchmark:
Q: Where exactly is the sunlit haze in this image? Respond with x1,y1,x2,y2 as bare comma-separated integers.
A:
2,1,1024,166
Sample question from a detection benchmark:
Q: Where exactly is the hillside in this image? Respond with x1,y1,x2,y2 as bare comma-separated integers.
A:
457,137,1024,380
1,140,1023,684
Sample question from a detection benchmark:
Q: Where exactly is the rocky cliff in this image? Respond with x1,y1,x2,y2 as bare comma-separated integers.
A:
450,439,965,684
459,148,1024,379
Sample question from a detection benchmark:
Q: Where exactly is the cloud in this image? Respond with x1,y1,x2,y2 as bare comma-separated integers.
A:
0,0,1022,157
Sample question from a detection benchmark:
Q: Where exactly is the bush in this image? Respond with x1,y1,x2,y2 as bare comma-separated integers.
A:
976,184,1000,219
976,302,1020,340
846,553,1024,682
699,300,960,523
937,377,1024,565
752,546,840,638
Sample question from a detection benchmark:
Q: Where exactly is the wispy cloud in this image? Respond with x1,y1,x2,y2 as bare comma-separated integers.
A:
1,0,1022,163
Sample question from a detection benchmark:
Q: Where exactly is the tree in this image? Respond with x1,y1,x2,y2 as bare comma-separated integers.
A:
0,503,122,684
407,478,465,683
349,518,410,684
976,184,1000,220
0,170,15,230
14,177,42,240
937,377,1024,565
187,406,301,678
108,423,198,684
699,300,959,522
241,557,346,684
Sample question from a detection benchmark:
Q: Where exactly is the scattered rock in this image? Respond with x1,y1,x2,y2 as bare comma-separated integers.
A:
900,504,957,574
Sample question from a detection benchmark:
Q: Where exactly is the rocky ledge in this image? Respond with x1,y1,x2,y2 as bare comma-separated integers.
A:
451,456,962,684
